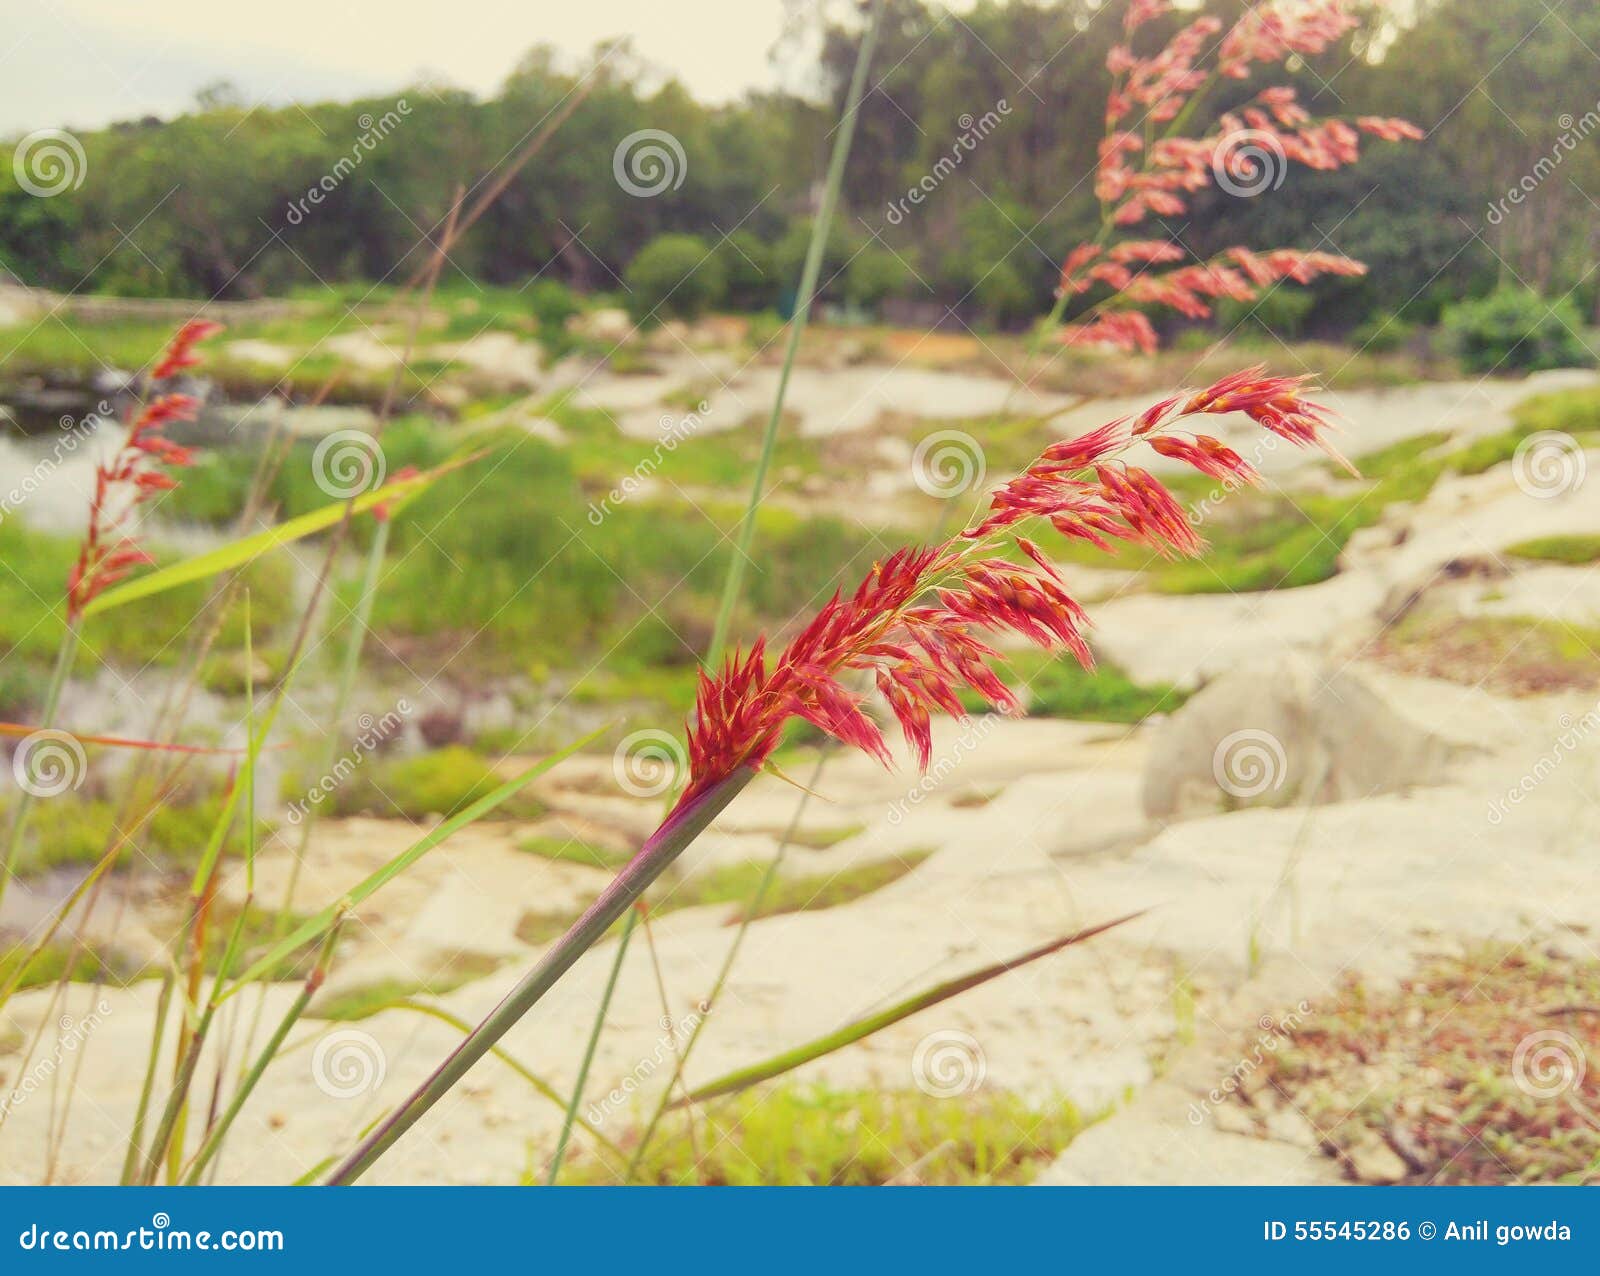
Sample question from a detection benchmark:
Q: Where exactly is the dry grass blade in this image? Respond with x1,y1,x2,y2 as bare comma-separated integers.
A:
670,912,1145,1109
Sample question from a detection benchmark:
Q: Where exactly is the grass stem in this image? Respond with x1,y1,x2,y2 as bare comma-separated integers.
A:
324,770,751,1184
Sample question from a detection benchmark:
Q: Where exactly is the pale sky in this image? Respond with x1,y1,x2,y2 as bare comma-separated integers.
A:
0,0,811,135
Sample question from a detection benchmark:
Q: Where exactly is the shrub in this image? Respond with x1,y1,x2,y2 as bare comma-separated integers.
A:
1349,312,1416,353
1217,289,1315,339
623,233,726,320
843,247,910,312
526,279,580,334
717,230,775,311
1441,287,1592,372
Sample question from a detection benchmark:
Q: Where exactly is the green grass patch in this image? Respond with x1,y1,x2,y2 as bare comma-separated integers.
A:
3,783,264,878
308,962,502,1020
0,520,293,682
961,650,1182,723
562,1085,1090,1185
0,939,120,992
284,745,543,822
1375,610,1600,695
1505,534,1600,565
653,850,933,924
515,834,632,871
1016,651,1186,722
513,850,932,946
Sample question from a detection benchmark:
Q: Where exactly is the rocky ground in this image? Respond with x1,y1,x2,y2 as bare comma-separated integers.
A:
2,316,1597,1184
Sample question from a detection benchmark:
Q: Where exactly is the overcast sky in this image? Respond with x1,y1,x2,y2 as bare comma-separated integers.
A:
0,0,807,135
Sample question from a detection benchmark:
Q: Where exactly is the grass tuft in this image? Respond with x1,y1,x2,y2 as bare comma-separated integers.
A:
562,1085,1090,1185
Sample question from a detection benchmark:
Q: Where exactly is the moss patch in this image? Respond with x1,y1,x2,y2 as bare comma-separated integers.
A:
1505,535,1600,566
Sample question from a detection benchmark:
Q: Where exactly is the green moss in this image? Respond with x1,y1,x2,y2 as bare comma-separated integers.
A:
1505,534,1600,565
560,1085,1091,1185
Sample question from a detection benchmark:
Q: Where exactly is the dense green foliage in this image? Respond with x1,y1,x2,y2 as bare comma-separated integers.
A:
1441,287,1592,372
5,0,1599,337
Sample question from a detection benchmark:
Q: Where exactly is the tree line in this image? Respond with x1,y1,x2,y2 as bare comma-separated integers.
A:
2,0,1596,335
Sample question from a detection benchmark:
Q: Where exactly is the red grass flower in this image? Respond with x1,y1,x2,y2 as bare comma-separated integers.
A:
676,367,1342,810
1058,0,1420,353
66,320,224,621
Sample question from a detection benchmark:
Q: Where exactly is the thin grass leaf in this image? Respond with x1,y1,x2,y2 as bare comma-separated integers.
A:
80,463,450,618
671,912,1144,1108
220,725,609,998
188,640,301,895
325,769,753,1184
0,722,262,755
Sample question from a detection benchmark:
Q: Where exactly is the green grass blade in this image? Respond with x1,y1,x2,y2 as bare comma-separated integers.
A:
673,911,1145,1107
81,466,441,618
220,725,609,997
